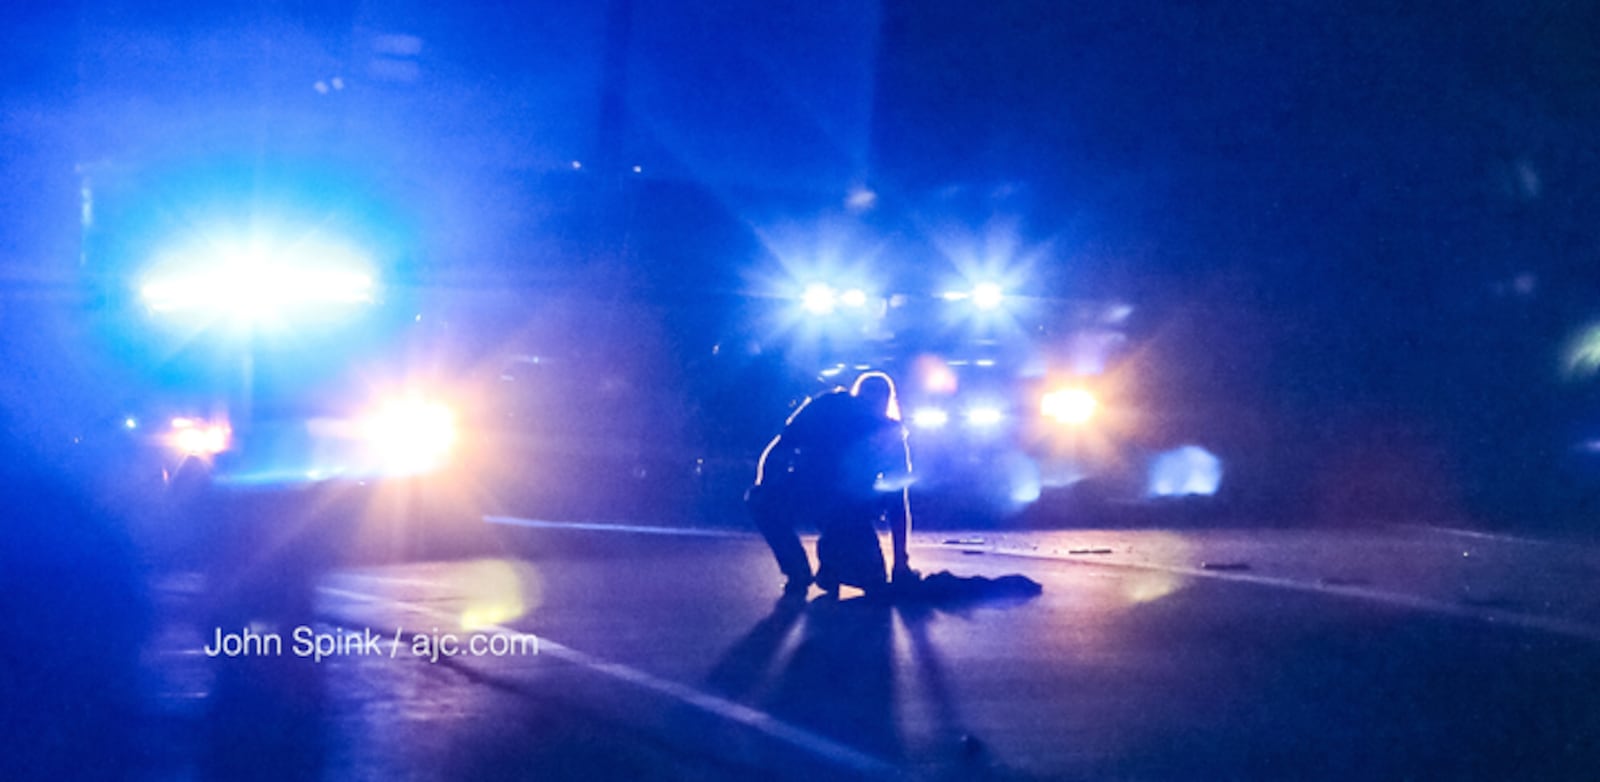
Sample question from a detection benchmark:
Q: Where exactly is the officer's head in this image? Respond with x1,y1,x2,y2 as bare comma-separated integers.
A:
850,371,899,420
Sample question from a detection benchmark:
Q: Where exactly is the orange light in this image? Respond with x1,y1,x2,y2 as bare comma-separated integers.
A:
1041,388,1097,426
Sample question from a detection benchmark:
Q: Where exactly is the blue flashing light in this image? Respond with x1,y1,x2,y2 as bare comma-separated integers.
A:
1148,445,1223,497
971,282,1005,310
140,233,375,325
801,283,836,315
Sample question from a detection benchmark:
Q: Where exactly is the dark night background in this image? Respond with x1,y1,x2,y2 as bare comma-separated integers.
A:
3,0,1600,528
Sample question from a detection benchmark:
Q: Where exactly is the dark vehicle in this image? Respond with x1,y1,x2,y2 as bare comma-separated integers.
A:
757,255,1247,527
56,155,483,567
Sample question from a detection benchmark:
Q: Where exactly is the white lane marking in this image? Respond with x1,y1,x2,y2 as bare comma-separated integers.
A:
1394,523,1584,548
941,545,1600,644
483,515,752,538
318,585,895,777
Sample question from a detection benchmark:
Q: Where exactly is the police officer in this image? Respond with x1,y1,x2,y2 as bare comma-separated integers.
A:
746,371,915,597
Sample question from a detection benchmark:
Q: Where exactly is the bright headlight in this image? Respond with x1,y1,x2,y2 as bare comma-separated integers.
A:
971,282,1005,310
801,284,837,315
1041,387,1098,426
839,288,869,308
167,417,231,456
362,397,458,475
911,407,950,429
965,406,1005,428
800,282,876,316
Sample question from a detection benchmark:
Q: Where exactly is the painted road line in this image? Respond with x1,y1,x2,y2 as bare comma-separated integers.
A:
1395,523,1591,548
484,515,752,538
319,585,896,778
952,545,1600,644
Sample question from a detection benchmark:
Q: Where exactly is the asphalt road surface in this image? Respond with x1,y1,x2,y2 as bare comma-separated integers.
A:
33,517,1600,780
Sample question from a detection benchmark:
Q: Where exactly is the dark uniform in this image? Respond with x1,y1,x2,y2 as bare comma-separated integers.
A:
748,384,913,595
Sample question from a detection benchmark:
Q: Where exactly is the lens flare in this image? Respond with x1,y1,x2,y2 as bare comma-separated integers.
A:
363,397,458,476
801,283,836,315
1041,388,1098,426
971,282,1005,310
139,231,375,327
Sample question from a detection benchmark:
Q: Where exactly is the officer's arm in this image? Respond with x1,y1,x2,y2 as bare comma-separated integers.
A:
887,430,914,577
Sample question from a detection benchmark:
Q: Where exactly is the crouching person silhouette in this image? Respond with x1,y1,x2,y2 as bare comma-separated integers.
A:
746,371,916,598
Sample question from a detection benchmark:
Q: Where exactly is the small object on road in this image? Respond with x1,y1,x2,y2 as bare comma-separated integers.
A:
943,536,987,546
897,571,1044,602
1068,548,1114,555
1201,561,1251,572
960,733,985,757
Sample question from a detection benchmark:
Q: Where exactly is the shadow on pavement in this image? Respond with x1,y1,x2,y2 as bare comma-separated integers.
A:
192,487,350,781
0,472,151,781
706,573,1044,779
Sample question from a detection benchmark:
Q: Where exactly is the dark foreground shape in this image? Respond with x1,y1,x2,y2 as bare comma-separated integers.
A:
889,571,1044,604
